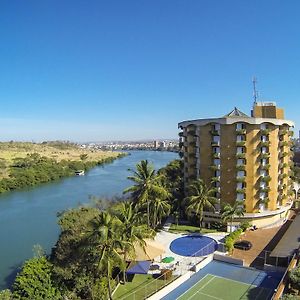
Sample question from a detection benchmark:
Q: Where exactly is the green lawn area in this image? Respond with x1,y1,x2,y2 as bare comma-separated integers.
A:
113,274,174,300
169,224,217,234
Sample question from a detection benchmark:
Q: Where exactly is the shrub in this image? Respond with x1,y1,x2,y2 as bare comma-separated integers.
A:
240,221,251,232
289,265,300,291
224,228,243,253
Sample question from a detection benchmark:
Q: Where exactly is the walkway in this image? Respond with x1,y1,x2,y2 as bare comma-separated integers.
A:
231,210,296,267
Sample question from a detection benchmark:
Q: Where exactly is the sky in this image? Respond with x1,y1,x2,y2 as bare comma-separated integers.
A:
0,0,299,142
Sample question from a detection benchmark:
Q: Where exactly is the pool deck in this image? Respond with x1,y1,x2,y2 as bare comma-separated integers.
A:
153,230,227,275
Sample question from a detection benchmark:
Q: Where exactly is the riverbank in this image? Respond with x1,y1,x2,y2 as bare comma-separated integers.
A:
0,150,178,289
0,141,127,194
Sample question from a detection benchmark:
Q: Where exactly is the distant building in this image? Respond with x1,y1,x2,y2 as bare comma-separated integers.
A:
160,141,166,148
179,102,294,229
153,140,159,148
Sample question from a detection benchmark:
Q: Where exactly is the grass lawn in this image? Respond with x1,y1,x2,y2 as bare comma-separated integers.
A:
169,224,218,234
113,274,174,300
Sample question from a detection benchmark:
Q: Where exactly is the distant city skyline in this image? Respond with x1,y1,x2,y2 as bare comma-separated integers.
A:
0,1,299,141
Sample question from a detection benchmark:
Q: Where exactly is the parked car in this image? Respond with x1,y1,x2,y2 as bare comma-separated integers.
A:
234,240,252,250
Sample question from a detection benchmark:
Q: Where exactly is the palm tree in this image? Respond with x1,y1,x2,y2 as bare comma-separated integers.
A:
185,179,217,230
124,160,169,227
150,197,171,227
221,202,245,233
114,202,154,282
87,211,126,300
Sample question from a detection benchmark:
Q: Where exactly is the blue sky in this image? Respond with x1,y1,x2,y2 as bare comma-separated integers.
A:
0,0,299,141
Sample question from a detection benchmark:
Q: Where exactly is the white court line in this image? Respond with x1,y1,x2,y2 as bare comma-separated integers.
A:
177,274,211,299
212,274,259,287
198,291,223,300
186,276,216,300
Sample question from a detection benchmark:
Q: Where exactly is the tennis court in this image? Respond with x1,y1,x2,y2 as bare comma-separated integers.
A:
162,260,283,300
177,274,273,300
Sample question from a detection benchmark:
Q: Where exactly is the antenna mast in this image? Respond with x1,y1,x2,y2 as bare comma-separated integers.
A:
252,76,258,105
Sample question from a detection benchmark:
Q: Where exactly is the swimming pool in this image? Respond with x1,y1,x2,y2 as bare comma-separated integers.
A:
170,235,218,256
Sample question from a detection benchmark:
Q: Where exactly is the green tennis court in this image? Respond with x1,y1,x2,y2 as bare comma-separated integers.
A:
178,274,274,300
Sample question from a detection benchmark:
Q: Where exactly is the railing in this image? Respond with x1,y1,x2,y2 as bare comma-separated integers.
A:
115,241,217,300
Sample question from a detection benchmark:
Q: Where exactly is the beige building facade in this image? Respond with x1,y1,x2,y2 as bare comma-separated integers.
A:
179,102,294,228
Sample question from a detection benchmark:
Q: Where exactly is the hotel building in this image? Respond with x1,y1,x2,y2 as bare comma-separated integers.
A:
179,102,294,228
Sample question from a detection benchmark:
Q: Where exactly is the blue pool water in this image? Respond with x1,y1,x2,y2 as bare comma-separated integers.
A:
170,235,218,256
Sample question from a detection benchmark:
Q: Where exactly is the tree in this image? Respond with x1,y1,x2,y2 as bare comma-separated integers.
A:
150,196,171,227
221,202,245,233
114,201,153,281
80,154,88,161
87,211,126,300
12,256,61,300
185,179,217,230
0,290,13,300
289,265,300,291
51,206,103,299
124,160,169,227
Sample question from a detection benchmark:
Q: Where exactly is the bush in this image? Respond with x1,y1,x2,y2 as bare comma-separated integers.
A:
240,221,251,232
224,228,243,253
289,265,300,291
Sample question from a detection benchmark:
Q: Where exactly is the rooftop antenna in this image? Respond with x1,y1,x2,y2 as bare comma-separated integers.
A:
252,76,258,105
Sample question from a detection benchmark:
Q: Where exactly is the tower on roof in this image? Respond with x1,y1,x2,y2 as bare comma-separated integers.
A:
251,102,285,119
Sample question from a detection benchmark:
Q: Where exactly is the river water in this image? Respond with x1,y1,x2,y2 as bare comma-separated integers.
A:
0,150,178,289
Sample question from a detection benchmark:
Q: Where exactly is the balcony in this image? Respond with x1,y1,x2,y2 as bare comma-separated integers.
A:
236,188,246,194
260,175,271,182
260,153,270,159
260,164,270,170
236,141,246,147
279,141,289,147
211,186,221,193
179,132,184,137
236,165,246,171
260,186,270,193
260,129,270,135
236,128,246,135
210,130,220,136
187,130,196,136
278,183,286,191
211,176,220,182
212,152,220,159
260,141,271,147
279,162,288,169
209,165,220,171
278,173,287,180
279,129,288,135
236,153,246,159
236,176,246,182
259,197,270,204
211,141,220,147
280,152,288,159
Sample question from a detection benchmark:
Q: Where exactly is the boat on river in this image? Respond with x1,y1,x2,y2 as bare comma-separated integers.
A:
75,170,85,176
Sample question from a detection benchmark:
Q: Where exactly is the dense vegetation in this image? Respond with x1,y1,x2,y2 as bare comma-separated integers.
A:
0,159,183,299
0,152,125,194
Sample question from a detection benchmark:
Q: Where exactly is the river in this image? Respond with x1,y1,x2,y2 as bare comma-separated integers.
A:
0,150,178,289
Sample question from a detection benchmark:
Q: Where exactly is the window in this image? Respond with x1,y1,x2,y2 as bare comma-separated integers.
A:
236,123,245,130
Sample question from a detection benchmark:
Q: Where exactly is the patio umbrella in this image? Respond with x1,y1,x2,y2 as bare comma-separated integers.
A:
162,256,175,263
126,261,152,274
130,239,165,261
